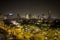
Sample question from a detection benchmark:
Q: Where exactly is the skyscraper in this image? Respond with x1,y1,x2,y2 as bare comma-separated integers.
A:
25,13,31,19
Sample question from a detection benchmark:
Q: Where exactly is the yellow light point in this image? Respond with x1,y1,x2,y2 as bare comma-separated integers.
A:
33,33,45,40
37,19,42,22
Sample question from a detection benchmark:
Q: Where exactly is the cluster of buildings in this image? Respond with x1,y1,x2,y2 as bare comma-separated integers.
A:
0,10,57,20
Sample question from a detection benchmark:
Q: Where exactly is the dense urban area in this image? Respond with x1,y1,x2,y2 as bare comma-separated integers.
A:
0,12,60,40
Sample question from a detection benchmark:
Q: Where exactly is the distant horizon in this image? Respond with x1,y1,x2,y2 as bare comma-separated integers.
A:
0,0,60,19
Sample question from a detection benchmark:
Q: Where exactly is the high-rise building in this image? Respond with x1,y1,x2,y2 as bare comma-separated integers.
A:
25,13,31,19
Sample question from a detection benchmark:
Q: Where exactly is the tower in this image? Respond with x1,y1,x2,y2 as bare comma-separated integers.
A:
25,13,31,19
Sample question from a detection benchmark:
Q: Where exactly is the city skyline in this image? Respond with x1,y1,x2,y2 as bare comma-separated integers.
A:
0,0,60,19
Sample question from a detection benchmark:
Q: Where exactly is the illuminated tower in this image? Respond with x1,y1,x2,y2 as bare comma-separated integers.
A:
25,13,31,19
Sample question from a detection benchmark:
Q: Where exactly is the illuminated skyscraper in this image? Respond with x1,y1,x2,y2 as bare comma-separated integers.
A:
25,13,31,19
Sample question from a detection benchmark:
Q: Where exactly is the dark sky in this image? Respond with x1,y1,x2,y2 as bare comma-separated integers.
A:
0,0,60,18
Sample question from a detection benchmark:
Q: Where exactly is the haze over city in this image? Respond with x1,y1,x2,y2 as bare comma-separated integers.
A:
0,0,60,19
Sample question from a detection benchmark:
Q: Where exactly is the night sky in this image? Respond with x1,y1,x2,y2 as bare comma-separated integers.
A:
0,0,60,19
